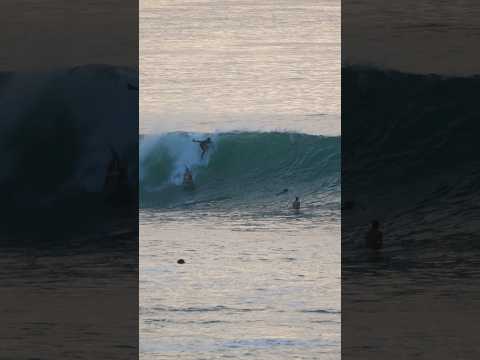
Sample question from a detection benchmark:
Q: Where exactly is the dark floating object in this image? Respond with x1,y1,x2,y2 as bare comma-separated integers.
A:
177,259,185,264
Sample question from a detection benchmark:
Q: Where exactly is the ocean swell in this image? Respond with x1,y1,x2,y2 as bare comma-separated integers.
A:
342,66,480,247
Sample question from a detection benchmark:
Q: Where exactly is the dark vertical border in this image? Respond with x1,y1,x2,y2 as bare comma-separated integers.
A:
0,1,138,358
342,1,480,358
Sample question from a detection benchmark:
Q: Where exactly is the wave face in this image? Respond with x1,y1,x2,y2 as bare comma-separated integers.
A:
140,132,340,210
342,66,480,248
0,64,138,240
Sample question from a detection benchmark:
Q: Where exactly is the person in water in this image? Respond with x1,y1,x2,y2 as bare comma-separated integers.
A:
292,196,301,210
192,137,212,159
365,220,383,250
104,148,130,201
105,148,122,190
183,166,193,185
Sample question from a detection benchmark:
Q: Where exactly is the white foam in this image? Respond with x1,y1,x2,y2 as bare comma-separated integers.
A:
140,132,217,186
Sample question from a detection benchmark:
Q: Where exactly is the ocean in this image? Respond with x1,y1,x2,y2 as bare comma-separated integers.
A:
342,66,480,358
140,0,340,135
140,0,340,359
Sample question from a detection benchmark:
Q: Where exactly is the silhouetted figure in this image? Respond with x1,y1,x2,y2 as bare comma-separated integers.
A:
177,259,185,264
292,196,301,210
104,148,130,201
192,137,212,159
104,150,121,191
365,220,383,250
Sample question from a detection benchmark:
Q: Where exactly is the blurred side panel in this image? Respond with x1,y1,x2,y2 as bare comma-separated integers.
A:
0,1,139,359
342,0,480,358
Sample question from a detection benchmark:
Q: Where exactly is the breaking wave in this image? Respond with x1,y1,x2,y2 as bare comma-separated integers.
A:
140,132,340,210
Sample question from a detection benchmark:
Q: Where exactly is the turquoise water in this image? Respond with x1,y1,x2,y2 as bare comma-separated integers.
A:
140,132,339,209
